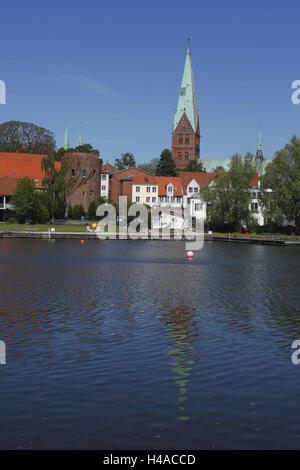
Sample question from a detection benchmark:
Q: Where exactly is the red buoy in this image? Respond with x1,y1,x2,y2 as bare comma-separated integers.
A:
186,251,194,259
80,239,85,244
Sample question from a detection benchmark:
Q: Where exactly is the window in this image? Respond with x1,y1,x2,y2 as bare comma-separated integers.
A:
136,186,140,192
194,187,198,193
102,174,107,180
146,197,150,203
189,187,193,193
71,169,75,176
195,203,203,211
179,137,183,144
185,152,189,160
168,186,173,193
152,197,156,202
152,187,156,192
146,187,151,192
185,137,189,144
102,185,106,191
90,190,94,198
82,169,86,177
136,196,140,202
178,152,182,160
34,179,39,186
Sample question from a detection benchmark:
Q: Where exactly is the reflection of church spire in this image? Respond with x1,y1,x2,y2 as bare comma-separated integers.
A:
162,305,199,421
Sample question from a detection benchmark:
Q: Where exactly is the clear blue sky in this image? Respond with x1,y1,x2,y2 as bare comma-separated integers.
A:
0,0,299,164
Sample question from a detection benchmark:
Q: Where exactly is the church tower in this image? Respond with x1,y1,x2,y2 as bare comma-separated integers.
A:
255,131,264,178
172,42,200,168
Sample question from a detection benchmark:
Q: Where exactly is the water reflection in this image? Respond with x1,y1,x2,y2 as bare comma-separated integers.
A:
160,304,199,421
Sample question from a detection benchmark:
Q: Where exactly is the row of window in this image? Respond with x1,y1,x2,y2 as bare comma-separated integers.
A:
136,197,156,203
189,187,199,193
178,137,190,144
177,152,189,160
136,186,157,193
71,169,97,177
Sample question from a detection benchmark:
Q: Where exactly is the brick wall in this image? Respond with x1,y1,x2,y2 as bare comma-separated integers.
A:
172,113,200,168
61,152,102,213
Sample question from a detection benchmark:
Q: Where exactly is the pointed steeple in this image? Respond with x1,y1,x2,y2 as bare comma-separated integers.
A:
256,131,264,160
77,128,82,147
64,128,70,150
173,41,199,132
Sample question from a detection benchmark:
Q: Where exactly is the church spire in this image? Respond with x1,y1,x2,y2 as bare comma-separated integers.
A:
256,131,264,160
77,128,82,147
173,41,199,132
64,128,70,150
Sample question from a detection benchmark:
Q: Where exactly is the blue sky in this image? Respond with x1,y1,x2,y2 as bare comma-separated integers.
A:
0,0,299,164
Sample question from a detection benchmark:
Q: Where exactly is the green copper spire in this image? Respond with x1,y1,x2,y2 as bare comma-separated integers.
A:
173,42,199,132
64,128,70,150
77,129,82,147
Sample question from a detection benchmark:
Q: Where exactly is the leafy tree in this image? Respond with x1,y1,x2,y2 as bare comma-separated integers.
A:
42,157,66,220
202,154,256,232
87,201,97,220
155,149,177,177
138,158,159,174
0,121,55,156
75,143,99,155
11,177,49,223
181,160,206,172
114,152,136,170
261,135,300,234
68,204,86,220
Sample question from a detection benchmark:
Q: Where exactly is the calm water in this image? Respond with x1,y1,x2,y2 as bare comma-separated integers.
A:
0,239,300,449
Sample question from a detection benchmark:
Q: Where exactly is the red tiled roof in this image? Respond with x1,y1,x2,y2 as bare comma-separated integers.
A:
103,163,117,172
0,152,60,189
156,176,183,196
112,168,153,181
179,172,218,193
132,174,157,185
0,177,18,196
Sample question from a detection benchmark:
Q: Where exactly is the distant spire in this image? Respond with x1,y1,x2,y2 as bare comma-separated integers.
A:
77,128,82,147
64,128,70,150
256,131,264,160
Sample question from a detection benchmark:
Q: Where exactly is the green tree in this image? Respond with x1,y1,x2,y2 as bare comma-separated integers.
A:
0,121,55,156
181,160,206,172
68,204,86,220
202,154,256,232
138,158,159,174
261,135,300,234
155,149,177,176
11,177,49,223
87,201,97,220
41,157,67,220
114,152,136,170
